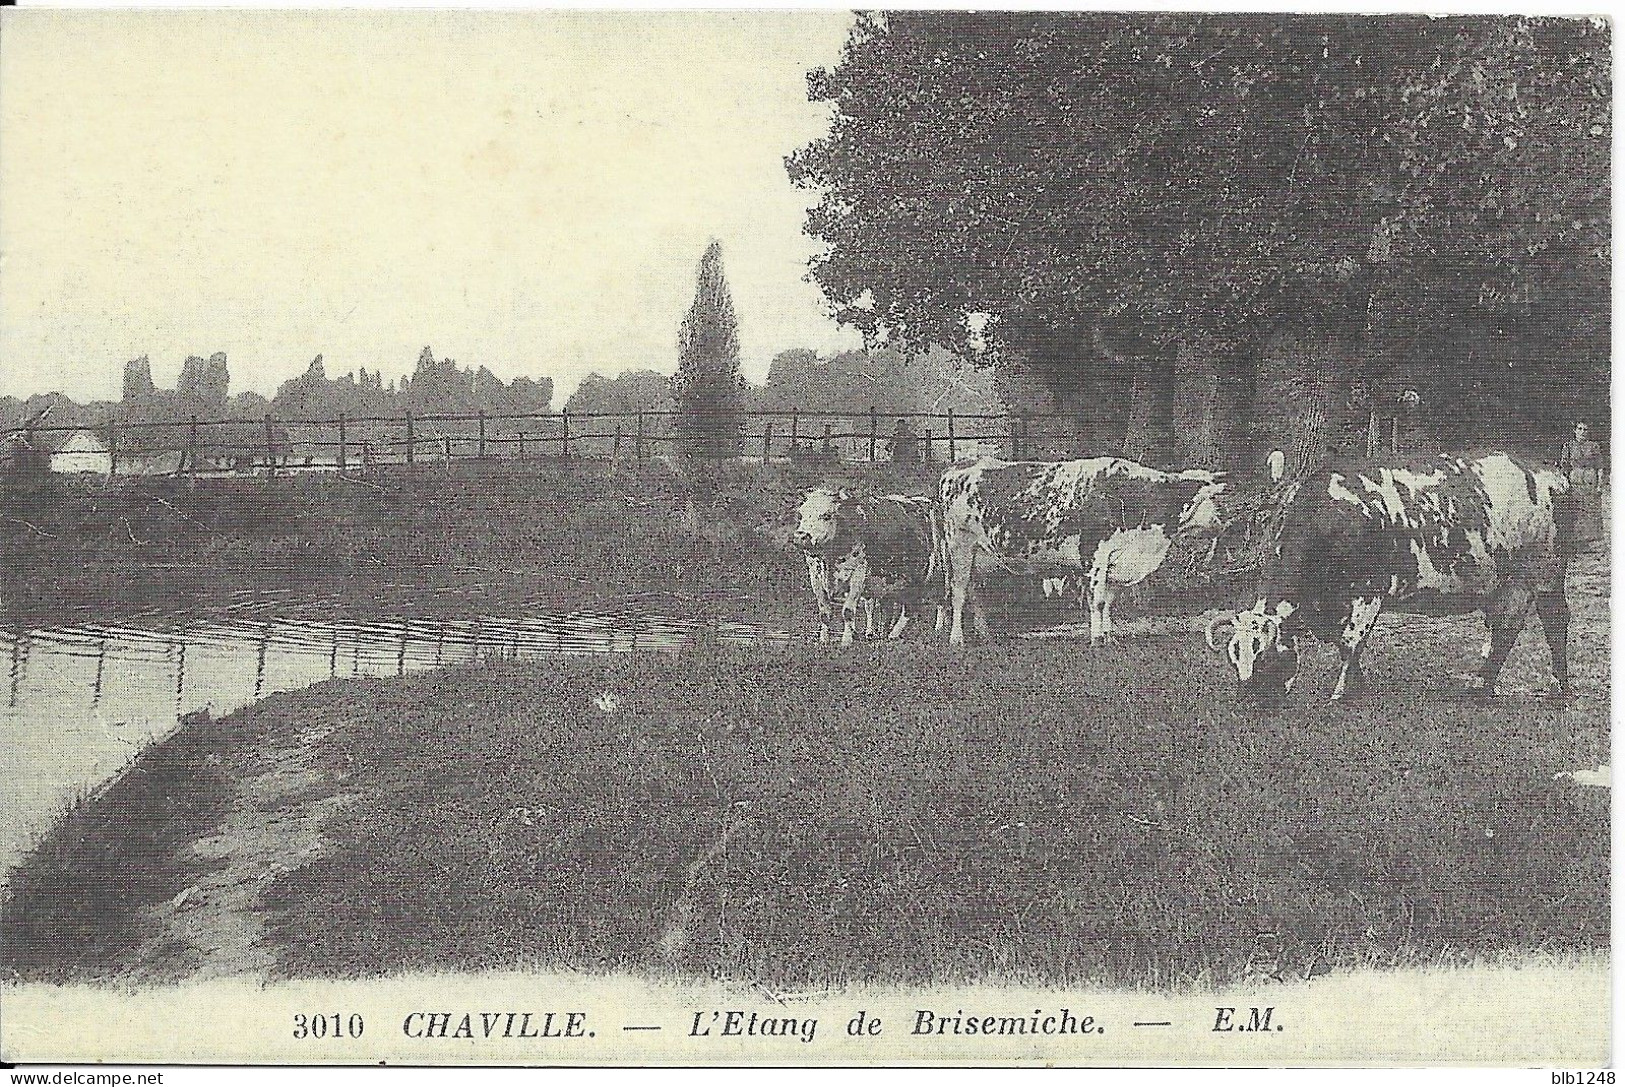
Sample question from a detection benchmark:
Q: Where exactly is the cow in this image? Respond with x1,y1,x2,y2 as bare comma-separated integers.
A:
791,485,945,646
1205,450,1572,703
940,456,1229,647
803,552,884,645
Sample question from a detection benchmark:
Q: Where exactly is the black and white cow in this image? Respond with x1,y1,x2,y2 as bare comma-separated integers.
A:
940,456,1229,646
1206,450,1573,702
791,485,945,646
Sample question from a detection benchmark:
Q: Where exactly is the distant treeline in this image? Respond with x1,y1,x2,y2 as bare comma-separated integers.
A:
2,348,556,453
562,344,998,422
2,344,1000,456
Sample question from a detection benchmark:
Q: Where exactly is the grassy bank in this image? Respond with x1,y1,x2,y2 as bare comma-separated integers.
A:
0,461,949,623
0,459,1251,627
0,712,237,979
2,631,1605,989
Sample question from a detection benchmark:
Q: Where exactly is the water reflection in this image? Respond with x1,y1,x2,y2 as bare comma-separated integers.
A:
1,609,786,875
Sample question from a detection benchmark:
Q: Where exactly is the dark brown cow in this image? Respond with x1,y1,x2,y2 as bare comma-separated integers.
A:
791,485,945,646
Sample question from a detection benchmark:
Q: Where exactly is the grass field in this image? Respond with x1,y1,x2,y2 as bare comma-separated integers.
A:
2,590,1606,988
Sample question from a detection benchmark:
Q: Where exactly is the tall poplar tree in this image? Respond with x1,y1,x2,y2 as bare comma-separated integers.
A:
672,241,745,458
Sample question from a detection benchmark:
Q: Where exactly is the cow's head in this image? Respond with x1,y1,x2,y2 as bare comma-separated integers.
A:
1206,601,1301,697
791,485,852,551
1178,474,1230,535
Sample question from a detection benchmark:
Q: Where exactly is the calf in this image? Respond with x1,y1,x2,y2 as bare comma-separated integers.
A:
791,485,945,646
940,456,1228,646
1206,450,1572,702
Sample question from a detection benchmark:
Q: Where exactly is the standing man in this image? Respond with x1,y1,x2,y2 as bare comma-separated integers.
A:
1560,421,1603,487
1559,421,1605,541
890,417,921,465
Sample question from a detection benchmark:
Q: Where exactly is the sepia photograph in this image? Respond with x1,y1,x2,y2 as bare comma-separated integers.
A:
0,7,1611,1070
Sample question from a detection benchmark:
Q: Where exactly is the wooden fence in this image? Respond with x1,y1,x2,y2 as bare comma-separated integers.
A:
16,408,1097,476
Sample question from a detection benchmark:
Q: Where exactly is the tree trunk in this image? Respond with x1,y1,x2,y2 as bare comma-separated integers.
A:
1250,324,1355,481
1119,359,1157,464
1094,326,1172,467
1172,335,1227,470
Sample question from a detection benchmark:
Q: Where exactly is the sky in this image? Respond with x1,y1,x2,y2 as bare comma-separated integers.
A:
0,9,864,404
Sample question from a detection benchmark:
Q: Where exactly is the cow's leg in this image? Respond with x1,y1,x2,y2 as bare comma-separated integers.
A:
888,601,910,640
1476,588,1535,698
1331,595,1383,702
1099,582,1122,644
840,561,870,648
970,593,992,640
1534,588,1571,696
946,536,974,647
807,557,833,645
1087,563,1110,647
933,604,946,635
863,598,878,640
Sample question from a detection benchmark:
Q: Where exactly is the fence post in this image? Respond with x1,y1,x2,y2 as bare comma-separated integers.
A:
822,422,832,457
405,410,415,465
613,425,623,460
922,427,933,464
478,411,487,459
264,414,276,474
1010,414,1021,459
762,421,774,466
947,408,957,462
789,411,799,456
518,431,527,456
187,414,200,476
107,421,119,477
337,414,348,471
561,410,571,458
636,412,646,463
868,406,879,461
442,434,452,464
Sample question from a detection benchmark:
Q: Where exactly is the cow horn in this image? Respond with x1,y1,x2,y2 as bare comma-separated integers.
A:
1205,612,1236,651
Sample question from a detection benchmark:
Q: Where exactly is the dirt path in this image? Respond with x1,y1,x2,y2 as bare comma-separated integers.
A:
127,717,358,981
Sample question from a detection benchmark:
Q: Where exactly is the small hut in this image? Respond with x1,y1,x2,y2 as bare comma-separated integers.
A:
48,430,113,475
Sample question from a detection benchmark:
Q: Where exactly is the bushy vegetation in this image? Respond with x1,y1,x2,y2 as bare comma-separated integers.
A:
0,461,955,622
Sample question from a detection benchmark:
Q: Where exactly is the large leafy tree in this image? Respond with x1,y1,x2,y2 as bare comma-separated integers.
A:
672,241,746,458
790,13,1608,469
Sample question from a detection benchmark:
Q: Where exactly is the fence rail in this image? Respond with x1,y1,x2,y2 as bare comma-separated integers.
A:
8,401,1475,481
10,407,1093,476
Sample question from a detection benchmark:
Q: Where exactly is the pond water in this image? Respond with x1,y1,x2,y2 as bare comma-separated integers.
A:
0,608,789,875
